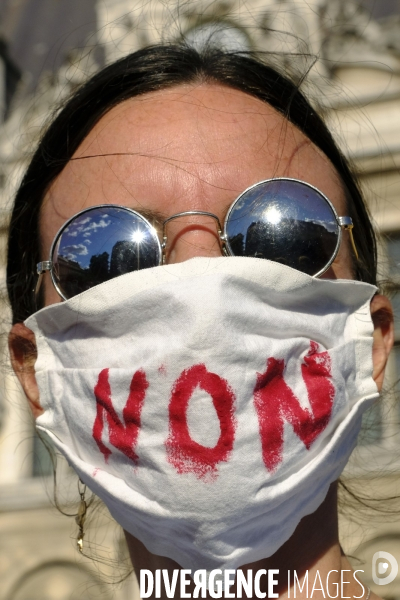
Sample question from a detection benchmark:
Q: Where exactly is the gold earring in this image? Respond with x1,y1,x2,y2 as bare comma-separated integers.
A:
75,479,87,553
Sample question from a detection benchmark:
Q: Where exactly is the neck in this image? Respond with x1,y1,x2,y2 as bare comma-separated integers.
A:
125,483,369,599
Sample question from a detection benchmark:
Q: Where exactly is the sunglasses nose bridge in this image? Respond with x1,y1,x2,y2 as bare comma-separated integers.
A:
162,211,224,265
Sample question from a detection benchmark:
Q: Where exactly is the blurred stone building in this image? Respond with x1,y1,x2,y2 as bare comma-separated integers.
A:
0,1,400,599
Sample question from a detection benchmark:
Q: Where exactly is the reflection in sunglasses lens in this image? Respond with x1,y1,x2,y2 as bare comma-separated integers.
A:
52,207,160,299
225,180,339,276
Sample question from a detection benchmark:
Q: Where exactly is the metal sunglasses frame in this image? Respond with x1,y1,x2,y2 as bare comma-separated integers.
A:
36,177,358,301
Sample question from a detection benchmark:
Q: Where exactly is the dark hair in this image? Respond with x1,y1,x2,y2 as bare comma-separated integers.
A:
7,43,376,322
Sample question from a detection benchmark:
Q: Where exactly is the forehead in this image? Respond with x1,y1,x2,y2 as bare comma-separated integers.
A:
41,83,345,247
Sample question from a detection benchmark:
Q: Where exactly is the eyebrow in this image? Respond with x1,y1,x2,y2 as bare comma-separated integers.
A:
128,208,167,228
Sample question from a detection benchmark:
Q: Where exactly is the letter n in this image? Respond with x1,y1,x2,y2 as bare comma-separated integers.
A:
92,368,148,464
253,341,335,472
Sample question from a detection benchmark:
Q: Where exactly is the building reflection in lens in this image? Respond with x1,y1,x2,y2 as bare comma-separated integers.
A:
225,180,339,276
53,208,160,298
243,218,337,275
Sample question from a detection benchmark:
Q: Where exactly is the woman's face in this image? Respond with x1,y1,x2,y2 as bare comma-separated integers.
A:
12,82,392,417
10,82,394,581
39,82,354,307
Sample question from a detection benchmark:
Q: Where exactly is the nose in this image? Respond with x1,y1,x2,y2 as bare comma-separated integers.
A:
163,215,224,264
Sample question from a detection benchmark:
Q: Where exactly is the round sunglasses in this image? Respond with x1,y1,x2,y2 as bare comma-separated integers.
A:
36,178,357,301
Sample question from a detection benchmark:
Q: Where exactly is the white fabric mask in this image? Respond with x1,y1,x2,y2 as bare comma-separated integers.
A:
26,257,378,573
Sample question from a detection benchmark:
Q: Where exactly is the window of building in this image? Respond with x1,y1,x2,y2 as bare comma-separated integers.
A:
32,430,54,478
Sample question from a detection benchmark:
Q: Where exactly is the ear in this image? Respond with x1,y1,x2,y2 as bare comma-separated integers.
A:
370,294,394,392
9,323,43,418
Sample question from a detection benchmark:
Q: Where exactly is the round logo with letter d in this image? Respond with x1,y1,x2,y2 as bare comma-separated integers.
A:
372,551,398,586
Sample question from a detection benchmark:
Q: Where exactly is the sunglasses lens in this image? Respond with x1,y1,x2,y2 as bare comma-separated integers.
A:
52,206,161,299
225,180,339,276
